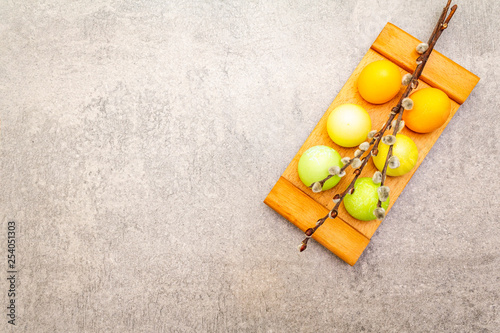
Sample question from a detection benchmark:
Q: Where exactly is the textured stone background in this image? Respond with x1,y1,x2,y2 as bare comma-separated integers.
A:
0,0,499,332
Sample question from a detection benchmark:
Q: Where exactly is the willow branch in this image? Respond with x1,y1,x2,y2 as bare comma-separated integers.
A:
300,1,458,252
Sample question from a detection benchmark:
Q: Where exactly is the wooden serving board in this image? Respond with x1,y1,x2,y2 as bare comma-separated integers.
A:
264,23,479,266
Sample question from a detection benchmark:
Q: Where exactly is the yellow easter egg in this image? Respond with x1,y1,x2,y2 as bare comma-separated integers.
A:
357,60,401,104
327,104,371,148
372,134,418,177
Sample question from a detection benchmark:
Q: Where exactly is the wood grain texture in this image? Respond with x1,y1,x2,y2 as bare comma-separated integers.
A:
264,23,479,265
372,23,480,105
264,177,370,266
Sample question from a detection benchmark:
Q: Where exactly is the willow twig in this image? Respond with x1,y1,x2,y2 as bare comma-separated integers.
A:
300,0,457,252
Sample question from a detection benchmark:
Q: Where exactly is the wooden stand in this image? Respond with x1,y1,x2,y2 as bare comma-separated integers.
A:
264,23,479,266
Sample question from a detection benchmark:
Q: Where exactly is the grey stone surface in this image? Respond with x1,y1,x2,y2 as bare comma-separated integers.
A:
0,0,499,332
